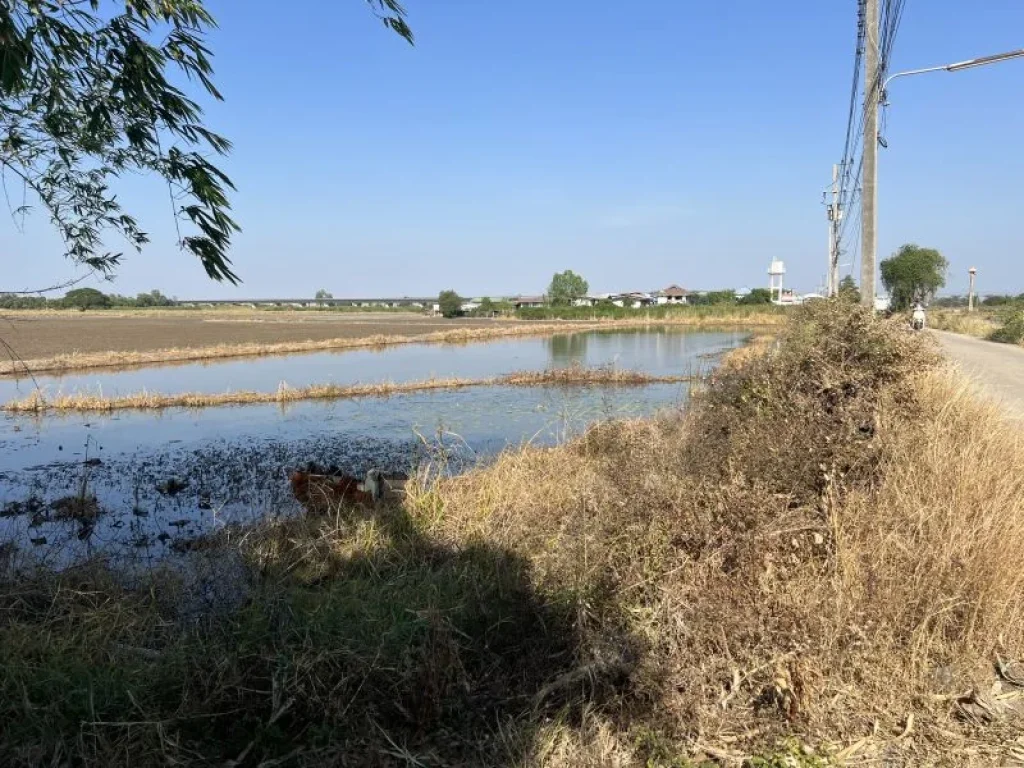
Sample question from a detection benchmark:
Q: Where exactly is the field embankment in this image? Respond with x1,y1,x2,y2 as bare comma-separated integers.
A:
4,366,693,413
931,307,1024,346
0,309,780,377
516,303,785,322
3,303,1021,765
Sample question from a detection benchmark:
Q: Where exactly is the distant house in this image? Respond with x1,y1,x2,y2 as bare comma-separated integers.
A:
656,285,689,305
775,289,802,306
513,296,546,309
460,299,482,313
573,296,597,307
611,292,655,308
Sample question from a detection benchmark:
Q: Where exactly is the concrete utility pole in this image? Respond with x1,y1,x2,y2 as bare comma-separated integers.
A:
860,0,879,309
968,267,977,312
827,163,841,296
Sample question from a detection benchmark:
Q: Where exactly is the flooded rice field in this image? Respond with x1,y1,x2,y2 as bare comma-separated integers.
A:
0,327,742,400
0,328,746,569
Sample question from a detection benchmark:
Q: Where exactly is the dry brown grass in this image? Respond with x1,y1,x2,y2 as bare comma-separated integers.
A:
0,312,780,377
3,302,1022,766
715,332,776,373
397,303,1024,763
3,365,692,413
929,309,1000,339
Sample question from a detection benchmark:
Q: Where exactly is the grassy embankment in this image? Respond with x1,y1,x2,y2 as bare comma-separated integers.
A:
516,303,785,322
3,303,1022,765
931,307,1024,345
4,367,694,414
0,308,782,377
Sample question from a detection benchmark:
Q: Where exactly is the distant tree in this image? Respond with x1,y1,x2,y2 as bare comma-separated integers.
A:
981,295,1013,307
880,244,948,310
705,290,737,305
837,275,861,304
0,294,48,309
932,295,968,308
438,290,463,318
315,289,333,300
63,288,111,311
547,270,589,306
477,297,496,316
136,289,175,307
739,288,772,305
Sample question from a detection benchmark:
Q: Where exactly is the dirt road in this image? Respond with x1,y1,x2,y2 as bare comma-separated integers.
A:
934,331,1024,420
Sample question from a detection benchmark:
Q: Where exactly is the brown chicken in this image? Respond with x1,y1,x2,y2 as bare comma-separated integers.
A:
289,470,374,511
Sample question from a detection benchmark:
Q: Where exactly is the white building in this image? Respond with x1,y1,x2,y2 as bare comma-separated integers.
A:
655,285,689,305
513,296,546,309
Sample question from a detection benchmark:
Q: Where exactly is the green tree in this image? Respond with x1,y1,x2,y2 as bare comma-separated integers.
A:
982,295,1012,307
705,290,737,305
880,244,948,310
838,275,860,304
739,288,772,305
547,270,589,306
0,294,47,309
0,1,412,282
477,297,495,316
438,290,463,318
136,289,174,307
63,287,111,310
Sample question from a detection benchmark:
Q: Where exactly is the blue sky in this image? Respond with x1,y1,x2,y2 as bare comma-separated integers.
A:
3,0,1023,298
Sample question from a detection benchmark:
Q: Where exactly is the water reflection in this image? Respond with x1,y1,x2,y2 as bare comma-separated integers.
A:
546,333,589,366
0,328,748,402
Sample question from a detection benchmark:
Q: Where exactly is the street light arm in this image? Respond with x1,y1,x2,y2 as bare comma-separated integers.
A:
882,48,1024,93
882,64,949,92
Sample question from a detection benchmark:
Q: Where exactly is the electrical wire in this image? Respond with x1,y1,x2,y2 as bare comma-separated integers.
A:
834,0,907,265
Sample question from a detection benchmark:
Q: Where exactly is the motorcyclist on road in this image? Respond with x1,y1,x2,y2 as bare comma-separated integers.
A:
911,303,926,331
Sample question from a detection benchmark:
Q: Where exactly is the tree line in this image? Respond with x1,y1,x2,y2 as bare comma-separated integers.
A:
0,288,177,310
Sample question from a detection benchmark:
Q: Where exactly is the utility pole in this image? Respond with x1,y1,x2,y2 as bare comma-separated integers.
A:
968,267,977,312
860,0,879,309
827,163,841,296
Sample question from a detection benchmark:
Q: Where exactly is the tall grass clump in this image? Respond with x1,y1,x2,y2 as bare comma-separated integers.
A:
3,301,1023,765
928,308,999,339
988,310,1024,345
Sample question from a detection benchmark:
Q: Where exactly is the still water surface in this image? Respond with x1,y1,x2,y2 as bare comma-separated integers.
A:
0,329,745,565
0,327,745,400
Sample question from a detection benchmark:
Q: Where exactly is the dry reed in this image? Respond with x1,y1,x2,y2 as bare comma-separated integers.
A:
929,309,1000,339
3,366,693,413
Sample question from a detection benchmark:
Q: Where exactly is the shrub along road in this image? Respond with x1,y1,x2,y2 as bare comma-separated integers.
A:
935,330,1024,420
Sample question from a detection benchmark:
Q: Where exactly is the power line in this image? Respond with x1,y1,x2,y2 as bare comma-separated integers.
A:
837,0,867,191
834,0,907,273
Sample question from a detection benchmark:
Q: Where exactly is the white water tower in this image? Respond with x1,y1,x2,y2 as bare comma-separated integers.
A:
768,260,786,304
